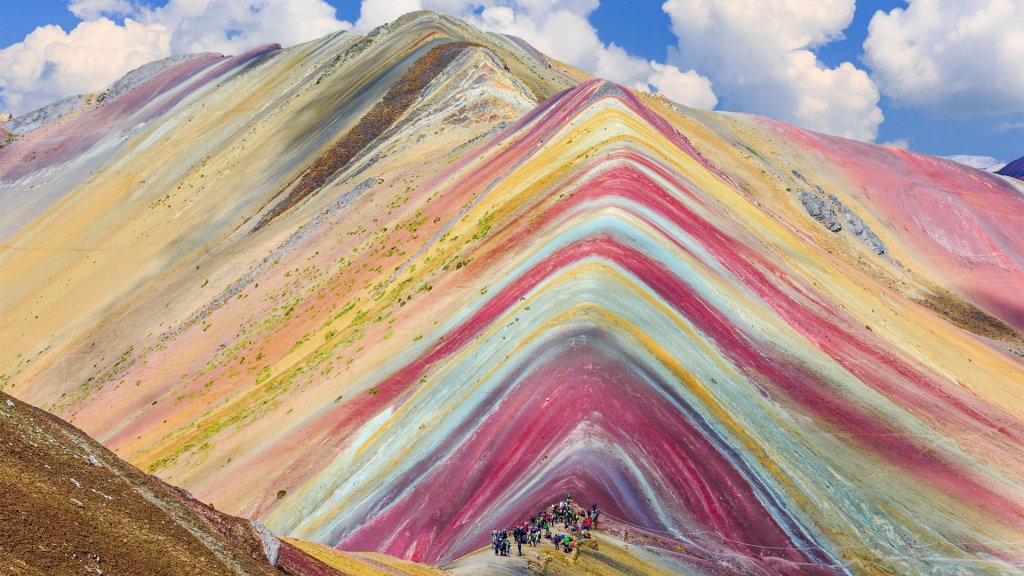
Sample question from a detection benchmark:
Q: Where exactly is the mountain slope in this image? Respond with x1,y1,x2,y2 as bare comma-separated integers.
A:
0,390,462,576
2,10,1023,576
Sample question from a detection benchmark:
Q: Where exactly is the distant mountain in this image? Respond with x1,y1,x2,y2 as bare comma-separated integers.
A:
941,154,1006,172
2,10,1023,576
996,155,1024,180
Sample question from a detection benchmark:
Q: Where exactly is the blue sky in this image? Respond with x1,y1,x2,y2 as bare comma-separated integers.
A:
591,0,1023,161
2,0,1021,161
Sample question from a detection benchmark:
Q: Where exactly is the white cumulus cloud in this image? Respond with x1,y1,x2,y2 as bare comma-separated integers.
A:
352,0,423,33
144,0,349,56
1,0,350,116
863,0,1024,117
647,61,717,110
0,18,169,114
68,0,134,20
882,138,911,150
662,0,883,141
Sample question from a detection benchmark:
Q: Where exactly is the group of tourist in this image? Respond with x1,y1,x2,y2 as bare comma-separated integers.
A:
491,493,601,557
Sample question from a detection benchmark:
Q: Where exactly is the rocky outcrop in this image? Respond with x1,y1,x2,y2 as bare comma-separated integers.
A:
830,194,887,255
798,188,887,256
251,521,282,567
98,53,206,104
3,94,88,134
2,54,205,135
799,190,842,232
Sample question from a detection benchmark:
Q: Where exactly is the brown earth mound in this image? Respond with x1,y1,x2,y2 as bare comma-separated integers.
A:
0,391,351,576
916,289,1023,344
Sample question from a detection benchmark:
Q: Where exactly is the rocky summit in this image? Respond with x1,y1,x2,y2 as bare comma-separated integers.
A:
2,11,1023,576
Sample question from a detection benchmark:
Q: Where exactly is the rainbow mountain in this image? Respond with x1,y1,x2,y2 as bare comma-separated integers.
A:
2,10,1023,576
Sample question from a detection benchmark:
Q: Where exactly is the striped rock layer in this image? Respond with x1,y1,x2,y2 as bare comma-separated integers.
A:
2,11,1022,576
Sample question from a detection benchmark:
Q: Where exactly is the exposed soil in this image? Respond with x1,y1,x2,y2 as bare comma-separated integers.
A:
0,392,349,576
252,41,481,232
915,289,1023,344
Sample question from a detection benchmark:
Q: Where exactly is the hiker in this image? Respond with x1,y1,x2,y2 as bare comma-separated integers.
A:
487,495,600,560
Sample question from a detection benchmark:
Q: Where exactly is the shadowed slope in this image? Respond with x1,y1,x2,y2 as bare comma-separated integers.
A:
996,155,1024,180
252,41,484,232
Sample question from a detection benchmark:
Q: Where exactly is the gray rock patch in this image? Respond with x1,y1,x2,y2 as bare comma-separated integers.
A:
249,521,281,567
98,53,206,104
799,190,842,232
829,194,887,255
798,186,888,256
3,53,206,134
3,95,88,134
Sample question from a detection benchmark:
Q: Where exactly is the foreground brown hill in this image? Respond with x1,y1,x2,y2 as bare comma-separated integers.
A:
1,390,455,575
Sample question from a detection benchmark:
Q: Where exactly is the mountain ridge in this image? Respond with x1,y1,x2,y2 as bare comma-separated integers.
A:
2,10,1023,576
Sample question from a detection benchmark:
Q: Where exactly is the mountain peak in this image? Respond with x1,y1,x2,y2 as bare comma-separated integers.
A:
2,11,1023,576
